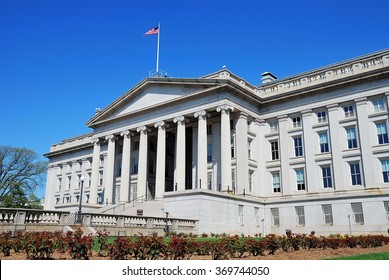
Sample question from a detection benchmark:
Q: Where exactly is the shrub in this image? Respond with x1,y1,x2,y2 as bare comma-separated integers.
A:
67,229,94,260
0,231,13,257
209,238,230,260
165,236,196,260
95,230,110,257
108,237,134,260
133,233,166,260
24,232,58,259
264,234,280,255
194,240,211,255
246,238,266,256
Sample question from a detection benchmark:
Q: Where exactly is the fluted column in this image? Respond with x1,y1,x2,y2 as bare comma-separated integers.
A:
155,121,167,199
90,138,100,204
327,104,343,190
278,115,291,194
174,116,186,190
104,134,116,204
217,105,234,191
302,110,316,193
236,111,249,193
137,126,148,199
120,130,132,203
355,97,374,187
194,110,208,189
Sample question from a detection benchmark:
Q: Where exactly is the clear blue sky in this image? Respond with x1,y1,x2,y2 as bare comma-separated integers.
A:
1,0,389,198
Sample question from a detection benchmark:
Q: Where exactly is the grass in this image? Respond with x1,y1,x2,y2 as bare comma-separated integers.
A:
326,252,389,260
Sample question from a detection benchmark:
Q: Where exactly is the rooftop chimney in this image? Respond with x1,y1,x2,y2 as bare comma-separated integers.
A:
261,72,277,84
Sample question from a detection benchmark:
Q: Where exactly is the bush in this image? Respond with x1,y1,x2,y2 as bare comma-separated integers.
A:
67,229,94,260
24,232,58,259
108,237,134,260
0,231,13,257
246,238,266,256
133,233,166,260
164,236,196,260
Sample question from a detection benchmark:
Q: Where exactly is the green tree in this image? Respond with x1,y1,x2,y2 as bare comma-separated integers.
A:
0,146,46,208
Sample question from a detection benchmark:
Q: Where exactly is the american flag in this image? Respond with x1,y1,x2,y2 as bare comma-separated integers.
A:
144,26,159,35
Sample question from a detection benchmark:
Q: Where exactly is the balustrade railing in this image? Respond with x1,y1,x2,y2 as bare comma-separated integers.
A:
0,208,197,232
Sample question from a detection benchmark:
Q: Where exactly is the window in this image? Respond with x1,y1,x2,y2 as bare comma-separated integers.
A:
248,170,254,192
381,159,389,182
99,171,103,186
67,176,71,190
57,178,62,192
269,121,278,133
296,169,306,191
317,111,327,123
207,124,212,135
346,127,358,149
322,166,332,188
231,137,235,158
271,141,279,160
55,197,60,205
271,208,280,227
344,105,355,118
322,204,333,225
272,172,281,193
295,206,305,226
292,116,302,128
384,202,389,222
373,99,385,112
132,158,138,174
294,137,303,157
351,202,364,225
207,144,212,162
319,132,329,153
248,140,252,159
207,172,212,190
230,119,234,130
98,192,103,204
350,163,362,185
376,123,389,144
149,142,155,151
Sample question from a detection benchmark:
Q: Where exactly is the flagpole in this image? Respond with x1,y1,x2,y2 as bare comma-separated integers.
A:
156,22,160,76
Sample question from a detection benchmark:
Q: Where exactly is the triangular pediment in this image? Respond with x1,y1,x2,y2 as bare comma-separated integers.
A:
86,78,223,127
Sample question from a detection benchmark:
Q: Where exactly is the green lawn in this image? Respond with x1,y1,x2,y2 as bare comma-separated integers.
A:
326,252,389,260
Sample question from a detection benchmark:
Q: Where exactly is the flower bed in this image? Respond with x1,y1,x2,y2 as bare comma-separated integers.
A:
1,231,388,260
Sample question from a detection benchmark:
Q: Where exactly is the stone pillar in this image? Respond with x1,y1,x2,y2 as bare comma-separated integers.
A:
137,126,148,199
255,119,267,196
44,165,55,209
155,121,167,199
327,104,343,190
302,110,317,193
278,115,291,194
236,111,249,193
174,116,186,190
194,110,208,190
120,130,132,203
217,105,234,191
104,134,116,204
70,161,79,198
355,97,375,187
90,138,100,205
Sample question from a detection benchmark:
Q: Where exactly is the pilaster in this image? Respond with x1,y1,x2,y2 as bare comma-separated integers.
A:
137,126,149,199
90,138,100,205
278,115,291,195
236,111,249,193
302,110,317,193
173,116,186,190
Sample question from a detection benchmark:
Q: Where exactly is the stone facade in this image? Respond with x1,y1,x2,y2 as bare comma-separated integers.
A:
45,49,389,235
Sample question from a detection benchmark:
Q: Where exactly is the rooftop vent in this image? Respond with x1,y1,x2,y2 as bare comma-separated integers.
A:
261,72,277,84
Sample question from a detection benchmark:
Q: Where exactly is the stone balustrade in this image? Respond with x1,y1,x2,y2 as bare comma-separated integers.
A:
258,53,389,97
0,208,198,235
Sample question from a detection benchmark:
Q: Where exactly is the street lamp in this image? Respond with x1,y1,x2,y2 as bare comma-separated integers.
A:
77,176,85,224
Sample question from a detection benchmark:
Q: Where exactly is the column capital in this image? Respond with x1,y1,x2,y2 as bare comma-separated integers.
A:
137,126,149,134
301,109,312,117
105,134,116,142
91,137,100,145
277,114,288,121
254,118,265,125
173,116,186,124
154,121,168,129
194,110,208,119
355,97,368,105
238,111,249,119
216,104,234,114
326,103,339,111
120,130,132,138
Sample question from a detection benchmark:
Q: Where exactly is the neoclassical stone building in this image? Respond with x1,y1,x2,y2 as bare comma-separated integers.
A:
45,49,389,235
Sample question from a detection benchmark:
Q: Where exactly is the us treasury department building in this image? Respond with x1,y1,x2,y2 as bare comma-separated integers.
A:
44,50,389,235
